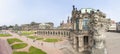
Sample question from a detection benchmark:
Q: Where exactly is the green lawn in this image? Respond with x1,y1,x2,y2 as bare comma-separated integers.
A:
29,46,46,54
7,38,23,44
0,34,11,37
27,36,43,40
27,36,36,39
11,43,28,49
44,38,59,42
13,51,28,54
13,46,46,54
20,31,35,35
36,38,44,40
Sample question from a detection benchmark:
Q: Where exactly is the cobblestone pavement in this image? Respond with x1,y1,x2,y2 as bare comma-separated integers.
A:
105,32,120,54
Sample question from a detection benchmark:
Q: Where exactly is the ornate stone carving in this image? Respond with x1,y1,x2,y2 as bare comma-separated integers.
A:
89,10,107,54
70,7,108,54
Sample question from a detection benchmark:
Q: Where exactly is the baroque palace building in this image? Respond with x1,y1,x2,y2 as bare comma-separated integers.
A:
20,22,54,31
36,5,111,54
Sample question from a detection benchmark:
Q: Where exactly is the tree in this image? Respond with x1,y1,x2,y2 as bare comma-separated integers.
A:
31,21,36,26
14,24,19,30
8,25,14,28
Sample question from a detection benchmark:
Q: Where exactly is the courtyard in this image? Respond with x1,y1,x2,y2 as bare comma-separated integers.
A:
0,30,120,54
0,0,120,54
0,30,68,54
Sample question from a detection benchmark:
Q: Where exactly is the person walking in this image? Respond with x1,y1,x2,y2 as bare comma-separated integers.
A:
41,42,43,46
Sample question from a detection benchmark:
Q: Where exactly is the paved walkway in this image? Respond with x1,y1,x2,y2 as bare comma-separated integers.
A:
6,30,64,54
0,38,12,54
105,32,120,54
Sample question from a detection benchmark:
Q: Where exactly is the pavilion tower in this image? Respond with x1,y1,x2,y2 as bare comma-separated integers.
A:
70,5,107,54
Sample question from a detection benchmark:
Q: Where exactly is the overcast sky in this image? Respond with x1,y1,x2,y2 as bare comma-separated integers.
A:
0,0,120,27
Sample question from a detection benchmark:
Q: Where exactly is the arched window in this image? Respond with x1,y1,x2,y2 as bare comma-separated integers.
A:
56,32,57,35
51,32,52,34
83,18,89,30
58,32,60,35
53,32,55,35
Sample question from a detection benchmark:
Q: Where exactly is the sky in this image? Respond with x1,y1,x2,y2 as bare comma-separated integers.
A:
0,0,120,27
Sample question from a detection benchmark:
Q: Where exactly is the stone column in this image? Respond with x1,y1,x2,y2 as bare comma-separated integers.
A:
60,31,61,37
73,37,77,49
44,31,46,36
52,31,54,36
79,36,84,52
79,19,83,30
74,22,76,30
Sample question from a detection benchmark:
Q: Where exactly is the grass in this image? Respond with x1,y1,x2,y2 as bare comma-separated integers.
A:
0,34,11,37
13,46,46,54
36,38,44,40
44,38,60,42
13,51,28,54
29,46,46,54
27,36,36,39
11,43,28,49
27,36,62,42
27,36,43,40
20,31,35,35
7,38,23,44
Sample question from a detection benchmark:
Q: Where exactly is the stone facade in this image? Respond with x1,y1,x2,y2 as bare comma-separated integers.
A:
39,22,54,29
116,22,120,32
37,29,70,37
21,22,54,31
69,5,110,54
58,16,72,29
0,25,8,30
34,6,110,54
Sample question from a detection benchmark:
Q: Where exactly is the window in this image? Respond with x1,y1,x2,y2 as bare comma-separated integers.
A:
76,18,79,31
83,18,89,30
